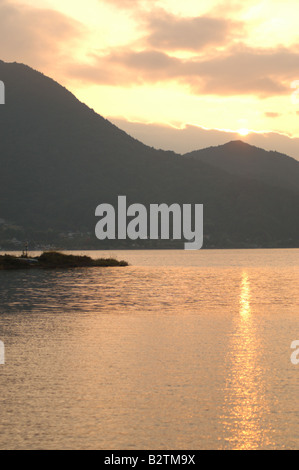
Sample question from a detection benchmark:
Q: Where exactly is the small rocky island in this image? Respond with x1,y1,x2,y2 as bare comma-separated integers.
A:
0,251,128,270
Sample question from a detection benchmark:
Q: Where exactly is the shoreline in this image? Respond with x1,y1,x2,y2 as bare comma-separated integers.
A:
0,251,128,270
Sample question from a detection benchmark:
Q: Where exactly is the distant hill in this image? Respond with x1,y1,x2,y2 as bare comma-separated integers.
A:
185,140,299,193
111,118,299,161
0,60,299,249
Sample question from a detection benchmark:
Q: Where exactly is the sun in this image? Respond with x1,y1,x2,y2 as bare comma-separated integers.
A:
238,128,250,136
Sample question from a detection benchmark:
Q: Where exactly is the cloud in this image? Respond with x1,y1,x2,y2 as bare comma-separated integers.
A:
265,112,281,118
209,0,259,16
0,0,85,70
143,11,244,51
189,45,299,97
99,0,158,10
67,44,299,98
3,0,296,100
68,49,182,86
110,117,299,160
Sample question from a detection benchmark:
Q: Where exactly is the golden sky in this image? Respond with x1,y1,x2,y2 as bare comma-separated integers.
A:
1,0,299,149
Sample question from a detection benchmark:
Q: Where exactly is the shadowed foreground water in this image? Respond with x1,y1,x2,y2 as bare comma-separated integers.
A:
0,249,298,450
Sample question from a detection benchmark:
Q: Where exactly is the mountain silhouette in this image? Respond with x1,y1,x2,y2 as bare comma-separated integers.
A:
0,60,299,249
186,140,299,193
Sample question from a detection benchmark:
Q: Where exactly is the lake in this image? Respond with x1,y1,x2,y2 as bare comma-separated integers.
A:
0,249,298,450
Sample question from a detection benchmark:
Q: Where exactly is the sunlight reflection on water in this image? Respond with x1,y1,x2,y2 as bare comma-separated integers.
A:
0,250,298,449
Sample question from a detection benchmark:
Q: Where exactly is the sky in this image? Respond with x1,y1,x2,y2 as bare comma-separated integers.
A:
1,0,299,156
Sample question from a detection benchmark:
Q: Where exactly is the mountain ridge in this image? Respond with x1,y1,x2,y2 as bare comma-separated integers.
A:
185,140,299,194
0,60,299,249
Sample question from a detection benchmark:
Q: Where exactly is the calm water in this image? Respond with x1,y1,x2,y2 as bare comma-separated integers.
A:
0,249,298,450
